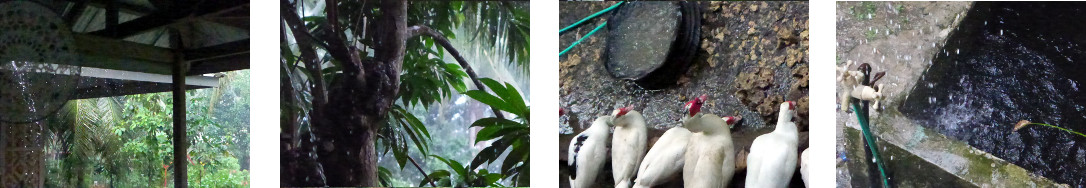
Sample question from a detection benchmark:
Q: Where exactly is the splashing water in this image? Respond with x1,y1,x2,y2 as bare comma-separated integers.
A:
900,2,1086,185
11,61,38,115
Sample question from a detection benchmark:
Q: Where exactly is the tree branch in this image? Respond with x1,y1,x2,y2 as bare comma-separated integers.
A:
325,0,341,33
280,0,327,108
407,25,506,119
281,24,300,148
316,0,363,74
408,155,437,187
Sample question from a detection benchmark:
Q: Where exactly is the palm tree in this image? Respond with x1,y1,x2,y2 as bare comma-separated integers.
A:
46,97,125,187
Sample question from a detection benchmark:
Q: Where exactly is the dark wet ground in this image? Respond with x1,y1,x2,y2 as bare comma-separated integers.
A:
559,1,808,187
900,2,1086,185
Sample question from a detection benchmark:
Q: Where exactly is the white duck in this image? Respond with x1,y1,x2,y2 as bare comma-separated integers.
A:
681,95,739,188
567,115,612,188
800,148,812,187
610,106,648,188
632,126,691,188
745,101,799,188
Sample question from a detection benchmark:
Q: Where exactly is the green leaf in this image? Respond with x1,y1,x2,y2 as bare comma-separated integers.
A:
464,90,515,113
479,78,509,100
503,139,529,174
451,81,467,93
443,63,468,77
393,143,408,170
470,117,517,128
501,82,528,117
430,155,469,182
475,123,526,144
470,144,500,169
474,126,506,143
378,166,394,187
419,170,450,187
401,109,431,139
483,171,502,185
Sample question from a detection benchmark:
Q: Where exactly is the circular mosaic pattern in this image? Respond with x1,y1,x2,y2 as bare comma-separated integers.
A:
0,1,81,123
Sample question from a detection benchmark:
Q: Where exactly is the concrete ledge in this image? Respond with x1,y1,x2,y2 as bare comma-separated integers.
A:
841,109,1067,187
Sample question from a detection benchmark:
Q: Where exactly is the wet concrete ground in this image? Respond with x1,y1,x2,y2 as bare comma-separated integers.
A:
836,2,1070,187
559,1,808,187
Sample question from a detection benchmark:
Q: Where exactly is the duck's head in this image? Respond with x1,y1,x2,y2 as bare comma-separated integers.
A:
779,101,797,121
684,94,708,118
681,94,708,131
612,105,633,118
723,116,742,128
609,105,636,126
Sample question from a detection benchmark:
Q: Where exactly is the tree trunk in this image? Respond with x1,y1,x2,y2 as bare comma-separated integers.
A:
283,1,488,186
308,1,407,186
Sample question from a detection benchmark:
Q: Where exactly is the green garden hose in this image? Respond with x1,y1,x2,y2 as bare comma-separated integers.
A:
558,2,624,57
558,1,624,34
852,102,892,188
558,22,607,57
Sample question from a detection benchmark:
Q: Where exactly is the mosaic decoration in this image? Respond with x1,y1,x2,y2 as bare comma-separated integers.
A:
0,1,81,123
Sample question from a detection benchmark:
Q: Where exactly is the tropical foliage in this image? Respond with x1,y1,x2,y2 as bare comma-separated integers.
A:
43,71,250,187
418,78,530,187
281,0,529,186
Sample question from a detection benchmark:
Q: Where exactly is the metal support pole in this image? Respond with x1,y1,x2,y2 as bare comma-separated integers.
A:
169,28,188,188
0,122,4,181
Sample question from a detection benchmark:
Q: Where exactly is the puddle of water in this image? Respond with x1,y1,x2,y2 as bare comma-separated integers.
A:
900,2,1086,185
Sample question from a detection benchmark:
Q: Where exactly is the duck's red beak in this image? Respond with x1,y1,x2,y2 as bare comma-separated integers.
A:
724,116,741,125
616,105,633,117
685,95,707,117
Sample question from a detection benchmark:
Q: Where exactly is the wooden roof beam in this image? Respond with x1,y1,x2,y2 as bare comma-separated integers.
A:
87,0,249,38
184,39,248,62
188,54,249,75
61,0,156,15
63,0,88,24
185,39,250,75
74,33,175,74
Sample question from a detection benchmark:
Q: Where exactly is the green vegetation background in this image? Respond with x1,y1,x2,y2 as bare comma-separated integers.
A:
43,70,250,187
